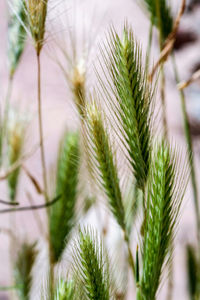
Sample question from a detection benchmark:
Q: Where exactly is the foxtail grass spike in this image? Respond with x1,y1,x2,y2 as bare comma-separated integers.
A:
101,25,152,191
7,112,26,202
49,132,80,263
137,142,188,300
8,0,27,77
85,101,126,231
26,0,48,55
14,242,37,300
143,0,173,42
72,227,111,300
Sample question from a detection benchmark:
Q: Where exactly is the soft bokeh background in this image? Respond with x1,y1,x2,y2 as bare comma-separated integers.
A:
1,0,200,299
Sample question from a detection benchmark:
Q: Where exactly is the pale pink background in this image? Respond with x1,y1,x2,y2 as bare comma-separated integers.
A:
1,0,200,299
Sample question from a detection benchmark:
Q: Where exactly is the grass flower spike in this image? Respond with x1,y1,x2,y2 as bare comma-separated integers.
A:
49,131,80,263
26,0,48,55
72,227,111,300
101,25,153,191
14,242,38,300
137,142,188,300
7,111,26,202
85,101,126,231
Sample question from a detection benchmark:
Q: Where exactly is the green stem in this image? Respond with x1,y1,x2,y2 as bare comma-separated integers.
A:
124,231,135,280
155,0,168,140
145,21,153,72
136,288,144,300
36,53,54,299
160,65,168,140
36,53,48,204
171,52,200,250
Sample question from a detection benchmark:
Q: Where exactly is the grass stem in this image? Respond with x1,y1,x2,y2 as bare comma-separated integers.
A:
124,231,135,280
156,0,168,140
36,53,54,299
145,21,153,72
171,52,200,250
36,53,48,203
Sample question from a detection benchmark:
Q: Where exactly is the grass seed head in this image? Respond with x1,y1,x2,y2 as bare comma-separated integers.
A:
27,0,48,55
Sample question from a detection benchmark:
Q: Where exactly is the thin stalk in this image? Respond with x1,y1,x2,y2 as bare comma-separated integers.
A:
127,243,135,279
36,53,54,299
160,65,168,140
145,21,153,72
36,54,48,204
166,242,173,300
124,231,135,280
156,0,168,140
171,52,200,250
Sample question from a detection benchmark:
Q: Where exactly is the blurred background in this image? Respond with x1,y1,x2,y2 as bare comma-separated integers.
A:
1,0,200,299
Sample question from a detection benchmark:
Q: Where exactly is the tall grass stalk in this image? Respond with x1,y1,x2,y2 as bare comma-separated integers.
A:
24,0,56,296
145,22,153,72
36,54,48,203
171,53,200,251
155,0,168,140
